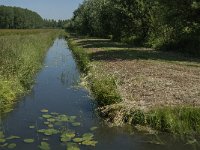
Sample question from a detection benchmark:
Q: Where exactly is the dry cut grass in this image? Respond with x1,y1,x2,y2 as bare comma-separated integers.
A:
68,35,200,134
74,37,200,111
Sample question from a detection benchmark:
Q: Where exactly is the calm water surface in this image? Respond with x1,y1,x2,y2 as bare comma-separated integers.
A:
0,39,198,150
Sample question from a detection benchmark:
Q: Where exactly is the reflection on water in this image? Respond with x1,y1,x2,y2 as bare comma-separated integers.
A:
0,39,199,150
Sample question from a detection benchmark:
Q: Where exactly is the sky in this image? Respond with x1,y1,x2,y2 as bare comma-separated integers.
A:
0,0,83,20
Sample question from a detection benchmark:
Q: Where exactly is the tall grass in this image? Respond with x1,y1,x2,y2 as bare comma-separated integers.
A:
67,37,122,106
125,107,200,134
0,29,61,114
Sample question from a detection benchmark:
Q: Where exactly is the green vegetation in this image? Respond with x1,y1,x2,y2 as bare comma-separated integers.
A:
67,35,200,135
67,38,89,73
0,29,60,114
67,38,122,106
0,109,98,149
0,6,69,29
67,0,200,55
66,0,200,134
125,107,200,134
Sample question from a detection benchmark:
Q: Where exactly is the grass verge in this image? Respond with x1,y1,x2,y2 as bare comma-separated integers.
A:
67,37,122,106
0,29,62,115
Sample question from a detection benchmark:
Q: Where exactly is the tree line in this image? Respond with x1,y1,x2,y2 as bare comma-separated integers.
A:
67,0,200,54
0,5,68,29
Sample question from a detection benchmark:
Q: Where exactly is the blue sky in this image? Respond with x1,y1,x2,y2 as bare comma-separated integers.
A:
0,0,83,20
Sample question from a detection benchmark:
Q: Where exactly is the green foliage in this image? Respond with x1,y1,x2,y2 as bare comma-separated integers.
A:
0,29,60,115
90,73,122,106
0,6,69,29
127,107,200,134
67,39,89,73
68,0,200,54
67,37,122,106
0,5,43,29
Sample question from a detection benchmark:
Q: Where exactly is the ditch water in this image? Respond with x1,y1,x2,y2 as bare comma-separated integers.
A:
0,38,198,150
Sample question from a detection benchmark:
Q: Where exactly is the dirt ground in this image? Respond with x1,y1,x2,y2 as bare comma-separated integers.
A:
74,38,200,111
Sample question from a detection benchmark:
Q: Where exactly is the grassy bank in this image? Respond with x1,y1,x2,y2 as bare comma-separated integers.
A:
0,29,62,115
66,33,200,135
67,38,122,106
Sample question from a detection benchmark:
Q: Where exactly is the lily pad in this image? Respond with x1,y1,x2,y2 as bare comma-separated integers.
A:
44,122,50,125
50,112,59,115
0,138,6,143
60,131,75,142
82,140,98,146
24,139,34,143
47,118,56,122
48,124,54,128
67,142,80,150
90,127,98,131
38,142,50,150
82,133,94,141
7,143,16,149
73,138,83,143
38,129,59,136
57,115,69,122
6,136,20,140
41,109,49,113
29,126,35,129
42,115,52,119
72,122,81,127
0,143,8,147
68,116,77,123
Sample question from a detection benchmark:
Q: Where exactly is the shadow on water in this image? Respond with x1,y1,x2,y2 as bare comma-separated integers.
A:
0,38,199,150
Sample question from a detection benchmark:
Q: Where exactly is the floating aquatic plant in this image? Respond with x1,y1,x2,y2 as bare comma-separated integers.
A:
42,114,52,119
7,143,16,149
82,140,98,146
72,122,81,127
6,136,20,140
24,139,35,143
82,133,94,141
90,127,98,131
0,110,98,149
73,138,83,143
67,142,80,150
0,143,8,147
38,142,50,150
29,126,35,129
60,130,76,142
0,138,6,143
38,129,59,136
41,109,49,113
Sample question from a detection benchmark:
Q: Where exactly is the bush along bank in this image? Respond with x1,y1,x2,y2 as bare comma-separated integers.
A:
0,30,62,115
66,34,200,135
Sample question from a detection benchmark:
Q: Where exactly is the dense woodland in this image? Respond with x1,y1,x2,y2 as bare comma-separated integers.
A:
0,5,68,29
67,0,200,54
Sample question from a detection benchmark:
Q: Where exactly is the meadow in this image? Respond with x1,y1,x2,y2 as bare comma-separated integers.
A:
67,34,200,135
0,29,61,114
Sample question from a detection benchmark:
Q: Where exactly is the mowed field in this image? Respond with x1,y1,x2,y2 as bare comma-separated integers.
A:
68,35,200,133
74,38,200,109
